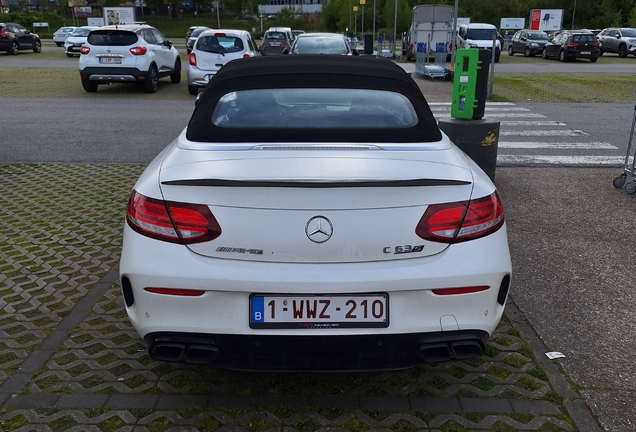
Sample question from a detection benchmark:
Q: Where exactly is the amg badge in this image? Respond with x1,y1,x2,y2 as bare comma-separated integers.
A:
216,247,263,255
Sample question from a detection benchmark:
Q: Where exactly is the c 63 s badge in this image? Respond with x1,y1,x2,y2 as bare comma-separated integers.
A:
383,245,424,255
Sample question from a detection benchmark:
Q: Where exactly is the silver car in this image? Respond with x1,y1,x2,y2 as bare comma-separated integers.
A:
186,29,260,95
53,26,77,47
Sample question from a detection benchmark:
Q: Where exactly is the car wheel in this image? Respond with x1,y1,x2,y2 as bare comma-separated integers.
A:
559,50,567,62
508,46,513,56
590,57,598,62
66,53,74,57
188,85,199,95
55,42,63,47
81,79,98,92
524,47,530,57
33,40,41,53
542,49,548,59
170,59,181,84
494,55,500,63
618,45,627,58
598,49,603,56
9,41,19,55
144,66,159,93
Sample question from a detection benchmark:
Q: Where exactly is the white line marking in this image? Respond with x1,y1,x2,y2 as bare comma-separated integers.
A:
499,141,618,149
478,113,547,118
497,155,629,166
428,102,517,106
499,130,589,137
499,121,567,126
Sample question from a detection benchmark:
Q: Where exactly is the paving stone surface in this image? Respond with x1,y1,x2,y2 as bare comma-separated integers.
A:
0,164,600,431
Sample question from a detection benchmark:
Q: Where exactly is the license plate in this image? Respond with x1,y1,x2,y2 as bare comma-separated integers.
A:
581,51,591,55
205,74,215,81
250,294,389,329
99,57,122,64
270,42,281,47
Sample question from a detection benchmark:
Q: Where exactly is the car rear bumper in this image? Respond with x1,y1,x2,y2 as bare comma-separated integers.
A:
120,223,512,352
143,330,490,371
186,67,217,87
80,67,149,83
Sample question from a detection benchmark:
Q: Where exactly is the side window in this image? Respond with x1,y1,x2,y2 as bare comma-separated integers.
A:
141,29,156,44
152,29,166,45
247,34,256,52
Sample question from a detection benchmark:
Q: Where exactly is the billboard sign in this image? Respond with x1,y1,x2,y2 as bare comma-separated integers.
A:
103,7,136,25
500,18,525,29
529,9,563,31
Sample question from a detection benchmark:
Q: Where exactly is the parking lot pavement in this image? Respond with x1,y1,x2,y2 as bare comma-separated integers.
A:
0,163,605,431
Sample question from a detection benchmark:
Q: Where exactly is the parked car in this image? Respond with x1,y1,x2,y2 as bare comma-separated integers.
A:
292,29,305,38
457,23,501,62
53,26,78,47
542,30,600,62
187,29,260,95
186,26,208,44
507,29,549,57
597,27,636,57
260,28,293,55
64,26,98,57
284,32,358,56
0,22,42,55
120,55,512,371
186,26,209,53
79,24,181,93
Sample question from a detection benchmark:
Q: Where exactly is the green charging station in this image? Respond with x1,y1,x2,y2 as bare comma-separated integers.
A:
450,49,490,120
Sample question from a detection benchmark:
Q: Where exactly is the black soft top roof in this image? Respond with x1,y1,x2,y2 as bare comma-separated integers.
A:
186,56,442,143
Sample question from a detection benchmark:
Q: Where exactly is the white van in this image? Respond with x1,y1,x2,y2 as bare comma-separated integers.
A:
457,23,501,62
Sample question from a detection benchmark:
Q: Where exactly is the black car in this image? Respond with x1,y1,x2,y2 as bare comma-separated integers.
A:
507,29,549,57
0,22,42,55
260,29,293,55
186,26,209,53
542,30,600,62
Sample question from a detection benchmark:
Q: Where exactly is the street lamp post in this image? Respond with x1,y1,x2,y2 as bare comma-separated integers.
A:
360,0,366,45
353,6,358,42
373,0,376,51
571,0,577,29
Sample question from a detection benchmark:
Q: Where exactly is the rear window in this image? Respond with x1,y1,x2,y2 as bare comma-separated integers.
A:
87,30,138,46
293,37,348,54
196,35,244,53
265,31,286,40
212,89,416,129
572,34,596,42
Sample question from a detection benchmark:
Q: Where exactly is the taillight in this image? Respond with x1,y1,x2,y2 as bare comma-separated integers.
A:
415,191,504,243
0,27,8,38
129,46,147,55
188,52,197,66
567,42,578,47
593,42,599,47
243,53,251,58
284,41,290,49
80,45,90,55
214,33,226,37
126,190,222,244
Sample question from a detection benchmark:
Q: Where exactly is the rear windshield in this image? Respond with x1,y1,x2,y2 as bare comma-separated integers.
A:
212,89,416,129
572,34,597,42
196,35,244,53
87,30,138,46
264,31,286,40
293,37,348,54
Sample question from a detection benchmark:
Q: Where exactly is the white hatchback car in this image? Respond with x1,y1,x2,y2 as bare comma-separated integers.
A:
186,29,260,95
120,55,512,371
53,26,77,47
79,24,181,93
64,26,98,57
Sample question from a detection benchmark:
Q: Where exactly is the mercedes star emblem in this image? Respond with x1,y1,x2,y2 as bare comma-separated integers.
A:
305,216,333,243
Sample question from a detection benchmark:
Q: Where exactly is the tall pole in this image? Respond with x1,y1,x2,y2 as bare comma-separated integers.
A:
360,0,366,44
354,6,358,42
571,0,577,29
451,0,458,67
349,0,352,37
373,0,376,51
393,0,398,60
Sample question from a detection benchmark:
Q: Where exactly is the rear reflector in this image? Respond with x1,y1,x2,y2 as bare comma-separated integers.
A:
126,190,222,244
432,286,489,295
145,287,205,296
415,191,504,243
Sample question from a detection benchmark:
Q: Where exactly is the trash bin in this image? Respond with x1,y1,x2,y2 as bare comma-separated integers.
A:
364,34,373,55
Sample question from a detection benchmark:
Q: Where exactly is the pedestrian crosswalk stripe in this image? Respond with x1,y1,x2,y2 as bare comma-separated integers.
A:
498,155,628,165
499,141,618,149
499,130,589,137
499,121,566,126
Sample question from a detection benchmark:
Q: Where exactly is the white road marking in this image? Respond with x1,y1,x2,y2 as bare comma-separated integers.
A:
499,141,618,149
499,121,567,126
499,130,589,137
498,155,629,166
